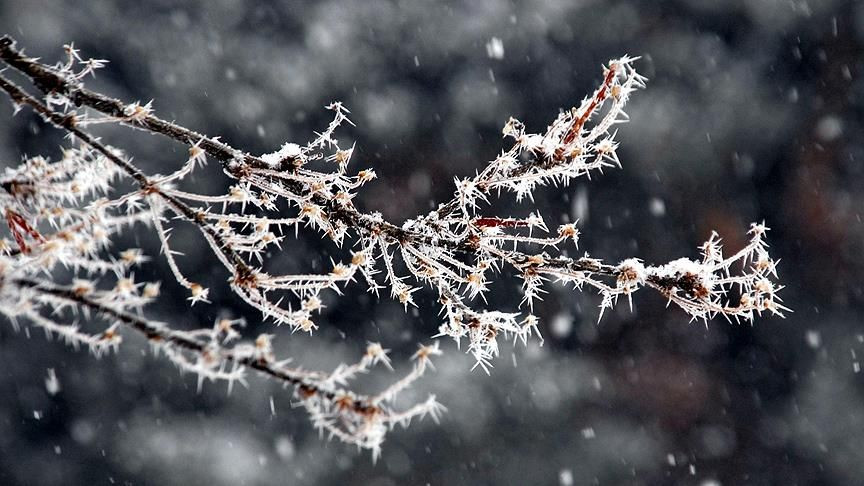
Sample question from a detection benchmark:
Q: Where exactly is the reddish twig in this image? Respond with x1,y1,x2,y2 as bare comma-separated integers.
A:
561,61,619,146
472,217,532,229
5,209,43,254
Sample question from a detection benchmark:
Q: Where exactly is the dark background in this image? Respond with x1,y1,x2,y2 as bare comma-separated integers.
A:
0,0,862,484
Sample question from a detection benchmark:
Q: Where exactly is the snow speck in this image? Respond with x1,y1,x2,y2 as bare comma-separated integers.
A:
45,368,61,395
71,420,96,444
275,436,295,460
815,115,843,142
486,37,504,60
550,312,573,339
571,186,589,222
649,197,666,217
805,330,821,349
581,427,595,439
559,469,574,486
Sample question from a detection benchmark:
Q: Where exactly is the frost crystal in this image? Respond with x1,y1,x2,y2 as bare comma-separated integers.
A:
0,36,785,459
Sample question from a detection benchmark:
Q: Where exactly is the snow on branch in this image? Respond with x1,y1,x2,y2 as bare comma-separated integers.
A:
0,36,785,457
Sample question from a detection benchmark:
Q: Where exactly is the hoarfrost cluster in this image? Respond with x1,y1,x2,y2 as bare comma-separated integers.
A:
0,36,785,458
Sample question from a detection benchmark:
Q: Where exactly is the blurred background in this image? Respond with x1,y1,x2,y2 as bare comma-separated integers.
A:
0,0,862,484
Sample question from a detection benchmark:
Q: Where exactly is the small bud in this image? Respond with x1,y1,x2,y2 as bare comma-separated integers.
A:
142,282,160,298
229,185,248,202
120,248,143,265
558,224,579,243
72,280,94,296
188,144,204,160
302,296,322,312
502,117,524,139
351,251,367,266
115,277,136,295
297,318,317,333
331,263,350,278
188,283,209,304
525,254,546,266
357,169,377,183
